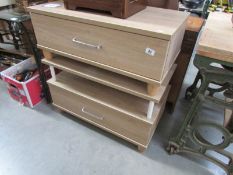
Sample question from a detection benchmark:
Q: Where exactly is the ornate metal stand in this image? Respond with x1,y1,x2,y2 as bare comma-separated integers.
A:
168,55,233,175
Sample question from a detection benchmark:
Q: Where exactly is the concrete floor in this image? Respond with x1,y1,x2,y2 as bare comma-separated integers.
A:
0,60,227,175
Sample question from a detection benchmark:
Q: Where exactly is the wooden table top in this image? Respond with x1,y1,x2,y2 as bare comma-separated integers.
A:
197,12,233,63
186,16,204,32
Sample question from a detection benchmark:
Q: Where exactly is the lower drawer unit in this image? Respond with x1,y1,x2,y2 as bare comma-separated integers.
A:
48,72,168,150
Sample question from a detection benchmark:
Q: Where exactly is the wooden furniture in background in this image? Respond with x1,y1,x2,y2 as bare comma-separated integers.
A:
167,16,204,111
63,0,146,19
197,13,233,62
0,8,36,55
146,1,204,111
28,2,188,151
147,0,179,10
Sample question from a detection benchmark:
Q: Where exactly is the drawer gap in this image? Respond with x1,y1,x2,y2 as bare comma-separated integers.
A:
43,56,167,103
48,71,157,119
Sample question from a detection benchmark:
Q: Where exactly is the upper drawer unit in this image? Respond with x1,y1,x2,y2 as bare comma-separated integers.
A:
31,13,168,80
28,2,189,83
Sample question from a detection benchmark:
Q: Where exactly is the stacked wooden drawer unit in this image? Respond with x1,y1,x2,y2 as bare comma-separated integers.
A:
28,2,189,151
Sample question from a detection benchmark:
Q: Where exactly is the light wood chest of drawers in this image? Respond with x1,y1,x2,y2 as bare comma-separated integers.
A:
28,2,189,151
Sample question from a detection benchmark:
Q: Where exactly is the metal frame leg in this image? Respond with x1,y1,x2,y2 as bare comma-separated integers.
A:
169,75,210,148
185,71,202,100
168,55,233,175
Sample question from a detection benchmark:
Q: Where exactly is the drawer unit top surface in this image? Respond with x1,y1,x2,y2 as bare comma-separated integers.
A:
28,1,189,40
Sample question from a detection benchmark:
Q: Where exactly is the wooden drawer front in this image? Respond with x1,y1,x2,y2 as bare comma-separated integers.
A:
32,13,169,81
48,83,151,145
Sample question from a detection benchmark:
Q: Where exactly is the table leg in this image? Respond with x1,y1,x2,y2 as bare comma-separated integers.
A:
169,75,210,147
185,71,202,100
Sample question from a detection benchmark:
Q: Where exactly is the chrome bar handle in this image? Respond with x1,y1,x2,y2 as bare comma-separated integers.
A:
82,107,104,120
72,37,102,50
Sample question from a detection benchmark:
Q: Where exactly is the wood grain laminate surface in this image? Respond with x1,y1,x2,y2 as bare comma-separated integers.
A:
63,0,146,19
49,71,151,119
197,12,233,63
48,72,169,148
31,13,169,81
43,57,171,102
28,1,189,40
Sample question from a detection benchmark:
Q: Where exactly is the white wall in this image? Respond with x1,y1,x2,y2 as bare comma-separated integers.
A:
0,0,15,7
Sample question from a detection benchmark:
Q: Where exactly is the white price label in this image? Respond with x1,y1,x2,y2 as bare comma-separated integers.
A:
145,48,156,56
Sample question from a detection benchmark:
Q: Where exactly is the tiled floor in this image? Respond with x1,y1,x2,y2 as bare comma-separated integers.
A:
0,59,226,175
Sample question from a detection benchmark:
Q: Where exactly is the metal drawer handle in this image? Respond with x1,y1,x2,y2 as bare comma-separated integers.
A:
82,107,104,120
72,37,102,50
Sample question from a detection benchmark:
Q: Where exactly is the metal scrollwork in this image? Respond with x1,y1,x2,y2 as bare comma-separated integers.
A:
168,55,233,175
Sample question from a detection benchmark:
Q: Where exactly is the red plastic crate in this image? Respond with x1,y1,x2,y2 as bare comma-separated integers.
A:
1,58,49,108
